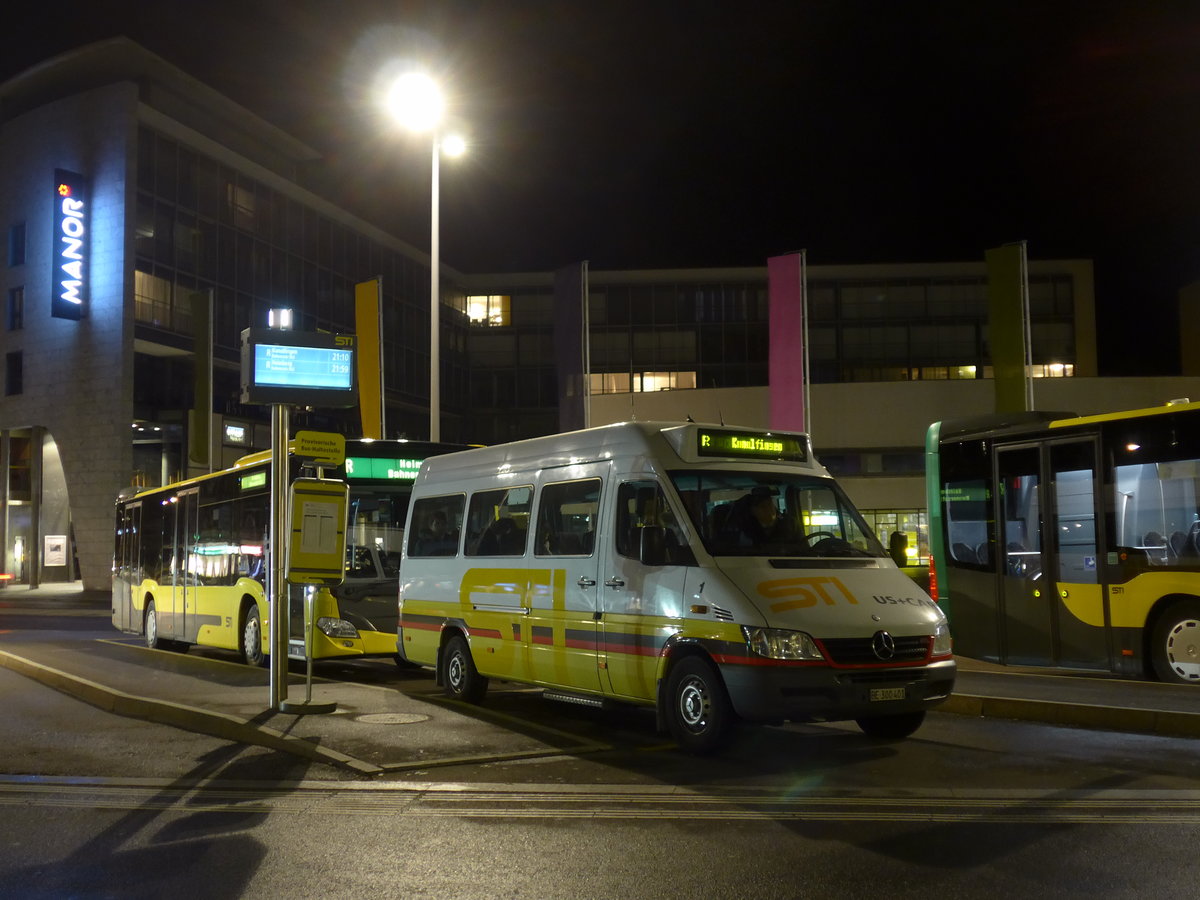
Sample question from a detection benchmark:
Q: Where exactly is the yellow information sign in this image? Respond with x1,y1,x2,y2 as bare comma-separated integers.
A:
293,430,345,466
286,477,349,585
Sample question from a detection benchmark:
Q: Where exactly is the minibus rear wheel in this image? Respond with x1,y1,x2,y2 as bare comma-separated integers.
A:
855,711,925,739
665,656,735,754
442,634,489,703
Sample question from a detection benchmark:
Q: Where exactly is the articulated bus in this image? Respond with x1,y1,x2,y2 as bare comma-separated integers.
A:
926,400,1200,685
398,422,954,753
112,439,463,665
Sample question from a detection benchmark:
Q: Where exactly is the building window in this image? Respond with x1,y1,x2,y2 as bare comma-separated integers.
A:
467,295,511,326
8,223,25,266
134,269,174,327
7,287,23,331
5,351,22,396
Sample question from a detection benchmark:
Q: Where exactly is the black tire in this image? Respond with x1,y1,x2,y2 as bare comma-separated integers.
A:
664,656,736,754
144,600,165,650
441,634,488,703
241,603,267,667
1151,600,1200,684
855,710,926,740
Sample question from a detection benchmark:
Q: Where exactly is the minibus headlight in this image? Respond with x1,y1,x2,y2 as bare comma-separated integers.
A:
931,621,953,657
316,617,359,639
743,627,825,661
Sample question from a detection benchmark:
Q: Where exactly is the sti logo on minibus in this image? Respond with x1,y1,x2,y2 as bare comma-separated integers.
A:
52,169,89,320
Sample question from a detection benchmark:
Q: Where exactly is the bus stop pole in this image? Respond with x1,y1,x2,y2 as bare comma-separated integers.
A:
268,401,290,710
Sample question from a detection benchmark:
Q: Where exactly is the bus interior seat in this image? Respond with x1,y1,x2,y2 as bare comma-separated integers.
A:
1143,531,1166,548
952,541,978,564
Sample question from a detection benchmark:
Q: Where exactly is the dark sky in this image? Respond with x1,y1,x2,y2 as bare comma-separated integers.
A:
5,1,1200,374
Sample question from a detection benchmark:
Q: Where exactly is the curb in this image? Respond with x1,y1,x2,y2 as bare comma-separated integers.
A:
0,650,383,776
940,692,1200,739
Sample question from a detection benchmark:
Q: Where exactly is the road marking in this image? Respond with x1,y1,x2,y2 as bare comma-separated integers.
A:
3,779,1200,823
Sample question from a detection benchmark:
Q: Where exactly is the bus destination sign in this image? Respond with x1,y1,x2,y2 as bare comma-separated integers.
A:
696,427,808,462
344,456,424,481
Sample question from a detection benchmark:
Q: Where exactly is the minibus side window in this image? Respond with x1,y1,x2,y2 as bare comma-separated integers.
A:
615,480,695,566
535,479,601,556
464,486,532,556
407,495,465,557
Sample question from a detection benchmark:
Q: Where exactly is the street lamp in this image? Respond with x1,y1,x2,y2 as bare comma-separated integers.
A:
385,72,465,443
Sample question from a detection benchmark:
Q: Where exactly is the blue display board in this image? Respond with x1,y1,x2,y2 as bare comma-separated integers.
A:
240,329,358,406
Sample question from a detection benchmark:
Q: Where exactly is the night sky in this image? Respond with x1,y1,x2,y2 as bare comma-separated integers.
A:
4,1,1199,375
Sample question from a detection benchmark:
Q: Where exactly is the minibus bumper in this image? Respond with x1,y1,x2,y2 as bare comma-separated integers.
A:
720,657,957,723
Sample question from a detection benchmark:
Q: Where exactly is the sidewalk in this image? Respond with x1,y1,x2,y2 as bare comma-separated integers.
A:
3,582,1200,776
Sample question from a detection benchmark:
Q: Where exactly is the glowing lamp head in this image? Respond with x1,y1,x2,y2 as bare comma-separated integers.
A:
386,72,444,132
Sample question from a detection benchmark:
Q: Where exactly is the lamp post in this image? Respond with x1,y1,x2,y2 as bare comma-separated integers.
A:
385,73,465,443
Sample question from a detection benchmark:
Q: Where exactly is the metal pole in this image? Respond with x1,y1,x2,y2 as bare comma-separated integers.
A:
268,402,290,710
430,136,441,442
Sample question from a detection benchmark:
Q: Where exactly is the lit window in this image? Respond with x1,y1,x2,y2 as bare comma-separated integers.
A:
466,295,511,326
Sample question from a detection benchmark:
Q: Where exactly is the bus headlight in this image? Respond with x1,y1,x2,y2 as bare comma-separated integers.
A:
931,621,953,657
316,617,359,639
743,626,825,661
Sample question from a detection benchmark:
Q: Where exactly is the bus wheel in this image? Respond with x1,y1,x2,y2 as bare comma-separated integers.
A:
144,601,164,650
441,634,488,703
665,657,735,754
855,711,926,739
1151,600,1200,684
241,605,266,668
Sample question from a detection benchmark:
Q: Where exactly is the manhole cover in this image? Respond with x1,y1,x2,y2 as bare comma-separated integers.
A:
355,713,429,725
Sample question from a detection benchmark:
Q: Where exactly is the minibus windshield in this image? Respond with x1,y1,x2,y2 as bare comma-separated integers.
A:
668,470,886,559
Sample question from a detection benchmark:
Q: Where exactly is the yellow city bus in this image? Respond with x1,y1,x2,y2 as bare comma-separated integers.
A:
926,400,1200,684
112,439,463,665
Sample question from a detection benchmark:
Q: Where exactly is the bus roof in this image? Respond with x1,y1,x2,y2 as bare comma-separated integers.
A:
931,399,1200,445
415,421,823,483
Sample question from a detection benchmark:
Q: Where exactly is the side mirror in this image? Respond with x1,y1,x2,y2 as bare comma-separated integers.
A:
640,525,666,567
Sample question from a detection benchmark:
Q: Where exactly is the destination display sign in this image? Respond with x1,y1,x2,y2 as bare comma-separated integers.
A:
695,427,808,462
343,456,424,481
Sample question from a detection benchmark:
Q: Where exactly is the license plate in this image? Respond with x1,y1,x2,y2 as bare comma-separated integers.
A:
869,687,907,702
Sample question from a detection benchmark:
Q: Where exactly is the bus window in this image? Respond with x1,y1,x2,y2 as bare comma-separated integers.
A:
407,495,465,557
938,440,994,570
535,479,600,556
465,486,532,556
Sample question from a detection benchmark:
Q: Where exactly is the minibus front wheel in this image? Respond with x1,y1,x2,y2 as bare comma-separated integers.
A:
664,656,735,754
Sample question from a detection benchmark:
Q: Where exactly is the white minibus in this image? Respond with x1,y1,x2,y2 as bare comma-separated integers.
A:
398,422,955,752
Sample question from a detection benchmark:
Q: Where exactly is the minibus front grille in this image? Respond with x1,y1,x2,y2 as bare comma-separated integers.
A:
818,635,930,666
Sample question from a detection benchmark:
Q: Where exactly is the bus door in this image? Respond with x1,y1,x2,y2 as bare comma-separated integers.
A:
528,468,607,693
114,501,141,632
1045,438,1109,670
995,440,1108,669
995,444,1052,665
170,487,201,641
599,480,692,701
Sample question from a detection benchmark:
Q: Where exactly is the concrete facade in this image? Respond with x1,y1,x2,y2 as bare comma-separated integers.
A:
1,80,137,589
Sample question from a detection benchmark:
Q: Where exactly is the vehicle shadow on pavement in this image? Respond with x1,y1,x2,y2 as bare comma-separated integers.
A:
5,711,317,899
